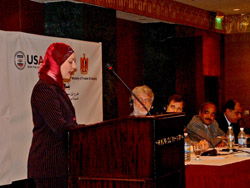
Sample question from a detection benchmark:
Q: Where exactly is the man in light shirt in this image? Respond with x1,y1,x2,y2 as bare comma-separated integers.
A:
187,102,226,148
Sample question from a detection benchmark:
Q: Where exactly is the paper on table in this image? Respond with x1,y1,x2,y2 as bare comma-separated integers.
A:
234,153,250,157
201,156,225,160
238,148,250,152
186,148,250,166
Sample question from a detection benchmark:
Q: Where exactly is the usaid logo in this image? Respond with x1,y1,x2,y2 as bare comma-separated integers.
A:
14,51,26,70
27,55,43,65
14,51,43,70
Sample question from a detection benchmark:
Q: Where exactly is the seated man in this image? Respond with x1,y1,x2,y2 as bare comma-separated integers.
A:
166,94,184,113
130,85,154,116
217,99,242,143
187,102,226,148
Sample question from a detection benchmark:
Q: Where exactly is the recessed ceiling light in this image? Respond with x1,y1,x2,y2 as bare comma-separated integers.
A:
233,8,240,12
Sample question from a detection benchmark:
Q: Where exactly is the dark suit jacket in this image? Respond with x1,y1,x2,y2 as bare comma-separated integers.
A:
216,114,240,144
28,78,78,178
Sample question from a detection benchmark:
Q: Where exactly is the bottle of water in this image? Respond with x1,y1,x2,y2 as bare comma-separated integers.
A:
184,133,191,161
238,127,247,148
226,126,235,153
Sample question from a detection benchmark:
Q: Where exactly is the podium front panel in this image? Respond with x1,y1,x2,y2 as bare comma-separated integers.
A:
68,113,185,188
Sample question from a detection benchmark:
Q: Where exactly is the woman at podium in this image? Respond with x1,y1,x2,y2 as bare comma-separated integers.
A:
28,43,79,188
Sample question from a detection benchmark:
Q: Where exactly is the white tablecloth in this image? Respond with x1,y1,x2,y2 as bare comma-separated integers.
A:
185,147,250,166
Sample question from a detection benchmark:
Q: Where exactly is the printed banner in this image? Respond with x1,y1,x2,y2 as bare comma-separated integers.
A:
0,30,102,185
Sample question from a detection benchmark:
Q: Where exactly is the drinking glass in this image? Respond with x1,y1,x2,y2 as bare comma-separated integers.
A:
193,143,203,160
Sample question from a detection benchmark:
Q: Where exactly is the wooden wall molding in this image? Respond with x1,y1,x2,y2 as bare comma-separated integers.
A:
75,0,214,31
75,0,250,34
225,14,250,34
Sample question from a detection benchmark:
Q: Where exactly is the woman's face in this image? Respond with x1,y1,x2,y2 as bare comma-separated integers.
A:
60,53,77,81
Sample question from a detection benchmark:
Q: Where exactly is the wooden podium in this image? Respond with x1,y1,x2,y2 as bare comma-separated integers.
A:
68,113,185,188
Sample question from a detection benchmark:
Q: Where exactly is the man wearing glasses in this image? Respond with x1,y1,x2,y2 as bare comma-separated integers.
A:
217,99,242,143
130,85,154,116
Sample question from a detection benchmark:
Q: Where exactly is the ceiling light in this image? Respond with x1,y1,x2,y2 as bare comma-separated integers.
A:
233,9,240,12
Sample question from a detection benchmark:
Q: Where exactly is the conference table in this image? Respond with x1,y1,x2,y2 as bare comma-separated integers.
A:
185,147,250,188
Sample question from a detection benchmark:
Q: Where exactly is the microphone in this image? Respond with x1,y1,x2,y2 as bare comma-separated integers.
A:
237,149,250,154
185,127,250,155
185,126,217,156
106,64,151,115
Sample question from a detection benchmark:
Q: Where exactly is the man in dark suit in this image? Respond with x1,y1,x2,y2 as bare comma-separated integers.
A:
217,99,242,144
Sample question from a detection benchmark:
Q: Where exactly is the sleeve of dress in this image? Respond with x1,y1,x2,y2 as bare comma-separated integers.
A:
31,83,77,136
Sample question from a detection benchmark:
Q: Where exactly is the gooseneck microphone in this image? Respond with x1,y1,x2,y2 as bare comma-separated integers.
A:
185,126,250,156
185,126,218,156
106,64,151,115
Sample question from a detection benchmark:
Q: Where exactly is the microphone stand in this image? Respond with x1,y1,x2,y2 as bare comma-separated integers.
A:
106,64,151,115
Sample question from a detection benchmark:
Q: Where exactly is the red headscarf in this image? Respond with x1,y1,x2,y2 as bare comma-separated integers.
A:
39,42,74,89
